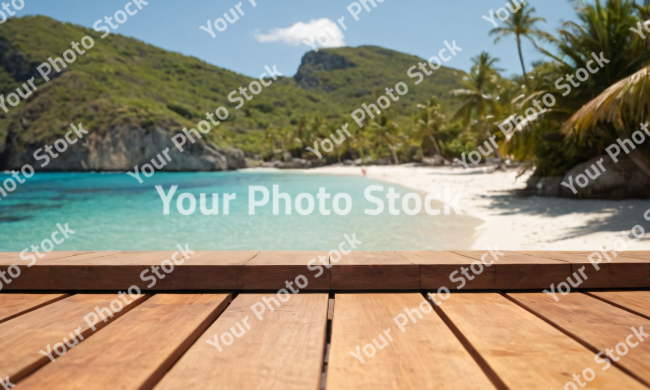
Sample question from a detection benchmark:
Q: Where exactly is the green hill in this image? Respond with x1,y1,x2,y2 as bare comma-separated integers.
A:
294,46,461,114
0,15,463,169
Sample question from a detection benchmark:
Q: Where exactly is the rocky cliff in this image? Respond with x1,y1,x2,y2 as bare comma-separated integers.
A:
0,126,245,171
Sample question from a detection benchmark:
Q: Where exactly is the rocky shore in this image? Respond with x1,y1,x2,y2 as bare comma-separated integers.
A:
0,126,246,172
527,154,650,200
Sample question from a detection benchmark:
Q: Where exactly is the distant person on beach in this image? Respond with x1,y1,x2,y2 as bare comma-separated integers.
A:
361,168,367,177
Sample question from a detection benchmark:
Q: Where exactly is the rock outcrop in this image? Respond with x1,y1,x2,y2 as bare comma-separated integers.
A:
0,126,246,171
294,50,356,90
527,154,650,199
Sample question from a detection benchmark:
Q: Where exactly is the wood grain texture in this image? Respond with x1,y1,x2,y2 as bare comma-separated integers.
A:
620,251,650,261
457,251,571,289
400,251,496,289
0,251,648,291
510,251,650,288
241,251,330,290
507,292,650,386
0,251,107,263
39,251,257,290
327,293,496,390
0,251,132,290
553,251,650,263
331,252,418,290
439,293,646,389
0,293,147,383
17,294,231,390
0,294,69,324
577,263,650,288
155,293,328,390
587,291,650,319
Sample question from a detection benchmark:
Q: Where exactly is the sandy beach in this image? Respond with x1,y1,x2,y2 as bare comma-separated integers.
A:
306,165,650,251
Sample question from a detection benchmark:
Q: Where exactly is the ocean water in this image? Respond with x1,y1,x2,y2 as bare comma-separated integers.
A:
0,170,481,251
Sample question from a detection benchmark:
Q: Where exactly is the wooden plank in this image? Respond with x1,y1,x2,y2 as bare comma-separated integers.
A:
510,251,585,262
619,251,650,261
503,250,648,267
0,251,108,262
400,251,496,289
241,251,329,290
331,252,418,290
551,251,650,264
454,251,571,289
0,265,52,289
509,251,650,288
155,293,328,390
41,251,258,290
327,293,496,389
507,292,650,386
17,294,231,390
438,293,646,389
577,262,650,288
0,294,69,324
0,293,147,383
0,251,132,290
587,291,650,319
1,250,648,291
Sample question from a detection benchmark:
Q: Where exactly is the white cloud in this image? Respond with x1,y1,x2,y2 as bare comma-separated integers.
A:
253,18,345,48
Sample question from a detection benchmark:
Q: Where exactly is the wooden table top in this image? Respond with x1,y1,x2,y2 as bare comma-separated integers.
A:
0,289,649,389
1,251,649,388
1,250,649,290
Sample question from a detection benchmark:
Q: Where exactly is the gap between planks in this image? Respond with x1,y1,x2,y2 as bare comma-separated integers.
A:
423,292,508,390
502,292,650,388
321,294,335,390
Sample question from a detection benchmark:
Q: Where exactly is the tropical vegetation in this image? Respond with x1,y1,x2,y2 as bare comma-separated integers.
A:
1,0,649,181
255,0,650,179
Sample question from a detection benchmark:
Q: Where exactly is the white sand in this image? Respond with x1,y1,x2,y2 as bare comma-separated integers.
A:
305,165,650,251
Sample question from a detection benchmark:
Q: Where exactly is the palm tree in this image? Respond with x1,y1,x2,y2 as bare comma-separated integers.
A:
325,123,343,163
562,64,650,177
534,0,650,177
352,124,371,162
452,52,501,125
498,0,650,178
635,0,650,20
280,126,301,157
368,114,401,164
416,97,447,163
294,117,307,157
536,0,647,91
262,126,278,159
452,52,505,167
490,4,546,89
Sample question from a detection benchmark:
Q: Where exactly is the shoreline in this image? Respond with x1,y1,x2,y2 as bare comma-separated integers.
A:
5,167,648,251
301,165,650,251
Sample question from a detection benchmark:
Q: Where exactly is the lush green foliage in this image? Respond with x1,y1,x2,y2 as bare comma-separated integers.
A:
2,0,649,175
0,16,461,160
507,0,650,176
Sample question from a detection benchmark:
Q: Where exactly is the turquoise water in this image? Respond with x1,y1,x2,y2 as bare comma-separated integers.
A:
0,171,481,251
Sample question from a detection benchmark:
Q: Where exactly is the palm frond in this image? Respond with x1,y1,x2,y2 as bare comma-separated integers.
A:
562,65,650,136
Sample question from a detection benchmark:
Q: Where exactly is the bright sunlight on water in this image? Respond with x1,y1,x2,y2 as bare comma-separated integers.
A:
0,170,482,251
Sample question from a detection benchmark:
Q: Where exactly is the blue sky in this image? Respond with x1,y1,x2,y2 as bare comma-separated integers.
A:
20,0,581,78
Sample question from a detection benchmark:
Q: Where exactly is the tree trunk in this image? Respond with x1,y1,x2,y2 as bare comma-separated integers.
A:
488,131,504,170
389,145,399,165
428,134,450,165
492,142,505,170
516,35,529,89
428,134,443,156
